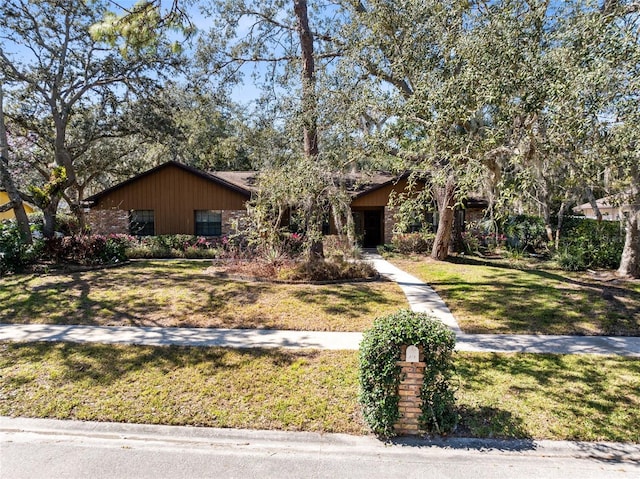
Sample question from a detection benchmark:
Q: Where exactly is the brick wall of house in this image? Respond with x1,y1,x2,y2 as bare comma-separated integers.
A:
384,206,397,244
394,345,426,436
86,209,129,235
221,210,248,237
465,208,485,224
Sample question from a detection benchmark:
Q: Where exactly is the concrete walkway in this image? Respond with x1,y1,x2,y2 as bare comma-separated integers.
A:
364,253,462,334
0,324,360,350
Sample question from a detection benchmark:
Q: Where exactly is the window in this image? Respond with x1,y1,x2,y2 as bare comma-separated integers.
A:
130,210,154,236
195,210,222,236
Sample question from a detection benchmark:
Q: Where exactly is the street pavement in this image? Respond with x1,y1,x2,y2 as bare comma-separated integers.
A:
2,417,639,479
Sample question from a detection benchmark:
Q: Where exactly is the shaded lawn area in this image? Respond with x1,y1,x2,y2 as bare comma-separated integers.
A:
1,342,638,443
0,261,407,332
390,255,640,336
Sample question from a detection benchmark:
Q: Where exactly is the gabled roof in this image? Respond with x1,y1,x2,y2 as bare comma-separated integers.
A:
348,171,413,198
573,189,637,213
207,169,413,197
83,161,252,205
211,171,259,192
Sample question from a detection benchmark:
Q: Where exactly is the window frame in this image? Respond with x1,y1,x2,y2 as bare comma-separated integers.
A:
194,210,222,237
129,210,155,236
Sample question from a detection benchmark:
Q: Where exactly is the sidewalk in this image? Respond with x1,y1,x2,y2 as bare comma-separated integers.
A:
2,323,639,356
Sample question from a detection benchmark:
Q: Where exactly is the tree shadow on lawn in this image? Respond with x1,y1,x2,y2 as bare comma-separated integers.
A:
0,267,275,328
290,282,400,318
455,352,640,444
440,257,640,335
2,341,314,389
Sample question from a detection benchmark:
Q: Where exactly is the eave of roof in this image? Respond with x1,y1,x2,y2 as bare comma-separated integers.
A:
83,161,252,205
350,171,416,198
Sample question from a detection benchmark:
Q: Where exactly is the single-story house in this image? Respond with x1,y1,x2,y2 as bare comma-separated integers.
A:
84,161,486,247
573,191,637,221
0,190,35,220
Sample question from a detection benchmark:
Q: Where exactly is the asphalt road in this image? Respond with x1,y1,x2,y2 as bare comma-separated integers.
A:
1,418,639,479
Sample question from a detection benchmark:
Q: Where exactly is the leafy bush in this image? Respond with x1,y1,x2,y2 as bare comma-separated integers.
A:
126,235,225,259
0,220,39,275
359,310,457,437
556,217,624,270
43,234,129,265
278,257,377,282
28,212,84,236
556,249,587,271
391,232,435,254
463,220,506,254
323,234,361,260
503,215,547,253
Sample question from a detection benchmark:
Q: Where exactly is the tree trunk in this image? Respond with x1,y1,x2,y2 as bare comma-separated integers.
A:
293,0,323,258
42,200,60,239
586,186,603,222
293,0,318,158
617,208,639,278
554,200,568,250
0,83,32,244
431,176,456,261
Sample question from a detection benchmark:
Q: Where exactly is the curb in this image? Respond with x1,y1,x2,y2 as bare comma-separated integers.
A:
2,417,639,463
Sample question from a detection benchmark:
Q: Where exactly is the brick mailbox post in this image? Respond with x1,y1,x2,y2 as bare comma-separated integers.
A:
394,344,425,435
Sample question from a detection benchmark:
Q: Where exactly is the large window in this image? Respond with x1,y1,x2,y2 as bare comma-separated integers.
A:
130,210,154,236
195,210,222,236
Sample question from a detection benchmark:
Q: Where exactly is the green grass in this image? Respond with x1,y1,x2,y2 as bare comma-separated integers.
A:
390,255,640,336
455,352,640,442
0,261,407,332
2,342,638,442
0,342,365,434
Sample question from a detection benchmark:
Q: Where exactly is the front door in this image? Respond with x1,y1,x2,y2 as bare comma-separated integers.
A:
362,210,382,248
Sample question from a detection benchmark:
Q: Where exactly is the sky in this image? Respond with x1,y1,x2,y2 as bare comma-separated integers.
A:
105,0,265,105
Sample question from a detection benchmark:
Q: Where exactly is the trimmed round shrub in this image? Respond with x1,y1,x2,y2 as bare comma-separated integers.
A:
359,310,457,438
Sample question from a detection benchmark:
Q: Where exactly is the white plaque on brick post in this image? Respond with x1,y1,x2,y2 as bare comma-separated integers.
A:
406,345,419,363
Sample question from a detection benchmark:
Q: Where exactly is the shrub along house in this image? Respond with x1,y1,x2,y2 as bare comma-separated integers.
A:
84,161,486,247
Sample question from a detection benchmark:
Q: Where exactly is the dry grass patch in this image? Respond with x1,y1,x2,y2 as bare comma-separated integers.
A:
389,255,640,336
0,261,406,332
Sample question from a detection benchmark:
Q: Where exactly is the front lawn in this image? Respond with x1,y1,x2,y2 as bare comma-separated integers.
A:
1,342,638,442
0,261,407,332
390,255,640,336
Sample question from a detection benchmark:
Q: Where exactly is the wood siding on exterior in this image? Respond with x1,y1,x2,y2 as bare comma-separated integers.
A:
92,164,249,235
351,179,415,208
0,191,35,220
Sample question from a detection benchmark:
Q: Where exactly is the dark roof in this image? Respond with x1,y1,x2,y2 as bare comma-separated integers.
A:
349,171,415,198
84,161,486,208
211,171,259,192
208,169,413,197
83,161,252,205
